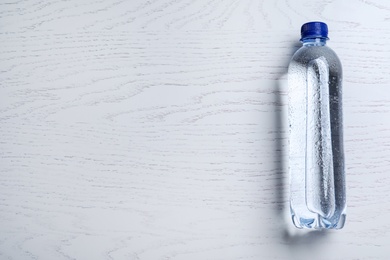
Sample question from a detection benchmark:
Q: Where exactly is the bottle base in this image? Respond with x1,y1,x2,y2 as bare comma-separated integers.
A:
291,212,346,230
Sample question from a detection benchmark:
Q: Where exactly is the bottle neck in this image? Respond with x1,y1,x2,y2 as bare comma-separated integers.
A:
302,37,327,46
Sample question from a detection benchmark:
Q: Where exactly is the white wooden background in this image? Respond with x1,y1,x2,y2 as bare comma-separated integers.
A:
1,0,390,259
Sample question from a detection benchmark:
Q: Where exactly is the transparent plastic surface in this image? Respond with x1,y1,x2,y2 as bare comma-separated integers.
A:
288,40,346,229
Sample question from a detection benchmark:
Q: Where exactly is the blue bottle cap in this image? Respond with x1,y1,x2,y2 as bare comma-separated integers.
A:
300,22,329,41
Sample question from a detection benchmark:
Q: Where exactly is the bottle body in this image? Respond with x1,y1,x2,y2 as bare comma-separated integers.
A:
288,39,346,229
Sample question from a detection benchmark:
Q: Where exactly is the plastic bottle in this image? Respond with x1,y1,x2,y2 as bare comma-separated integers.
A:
288,22,346,229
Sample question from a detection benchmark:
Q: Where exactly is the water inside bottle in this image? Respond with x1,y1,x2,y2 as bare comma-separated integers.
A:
288,45,346,229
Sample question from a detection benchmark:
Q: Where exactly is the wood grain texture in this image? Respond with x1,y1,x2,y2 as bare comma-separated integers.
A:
1,0,390,259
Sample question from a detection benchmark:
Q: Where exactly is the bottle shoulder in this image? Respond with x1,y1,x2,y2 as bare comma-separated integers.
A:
289,45,342,73
291,45,341,64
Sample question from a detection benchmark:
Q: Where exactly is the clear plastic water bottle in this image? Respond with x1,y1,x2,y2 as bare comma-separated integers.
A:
288,22,346,229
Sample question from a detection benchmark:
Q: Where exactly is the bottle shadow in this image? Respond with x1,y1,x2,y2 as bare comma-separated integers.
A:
271,41,330,246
